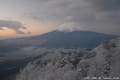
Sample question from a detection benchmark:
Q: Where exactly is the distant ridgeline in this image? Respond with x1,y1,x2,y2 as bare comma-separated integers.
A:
0,31,119,51
39,31,119,48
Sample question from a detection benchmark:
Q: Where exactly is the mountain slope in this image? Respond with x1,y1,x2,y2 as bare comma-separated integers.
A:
30,30,119,48
0,31,118,50
16,38,120,80
88,38,120,77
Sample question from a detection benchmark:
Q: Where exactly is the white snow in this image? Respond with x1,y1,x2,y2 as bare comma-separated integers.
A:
16,38,120,80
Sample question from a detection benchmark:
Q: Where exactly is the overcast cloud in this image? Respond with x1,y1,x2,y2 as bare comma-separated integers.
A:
0,0,120,35
22,0,120,35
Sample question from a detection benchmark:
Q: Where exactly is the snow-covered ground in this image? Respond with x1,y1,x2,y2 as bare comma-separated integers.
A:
16,38,120,80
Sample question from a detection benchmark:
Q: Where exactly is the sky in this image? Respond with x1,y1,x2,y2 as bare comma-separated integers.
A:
0,0,120,39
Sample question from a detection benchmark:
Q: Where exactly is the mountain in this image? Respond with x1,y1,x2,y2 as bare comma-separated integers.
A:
16,38,120,80
35,30,119,48
0,30,118,50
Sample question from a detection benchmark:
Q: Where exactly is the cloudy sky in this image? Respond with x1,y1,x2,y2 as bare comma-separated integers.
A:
0,0,120,39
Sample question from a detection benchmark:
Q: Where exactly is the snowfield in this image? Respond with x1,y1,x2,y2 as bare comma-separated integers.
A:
16,38,120,80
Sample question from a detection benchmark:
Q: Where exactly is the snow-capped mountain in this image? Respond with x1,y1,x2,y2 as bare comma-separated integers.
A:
16,38,120,80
